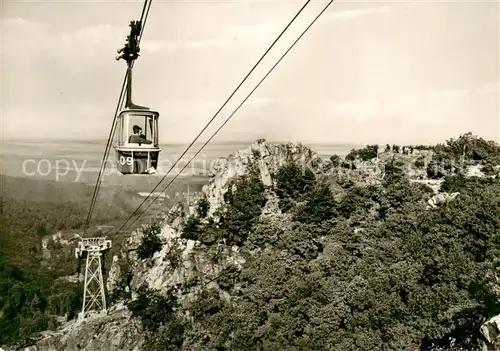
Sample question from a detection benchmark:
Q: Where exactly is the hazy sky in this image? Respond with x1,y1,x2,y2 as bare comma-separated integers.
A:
1,0,499,145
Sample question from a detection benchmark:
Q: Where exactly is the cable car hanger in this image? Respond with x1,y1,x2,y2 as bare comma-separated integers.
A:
116,20,148,110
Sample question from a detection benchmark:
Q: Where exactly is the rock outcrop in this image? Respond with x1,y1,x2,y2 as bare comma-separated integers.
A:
11,304,143,351
426,192,460,209
106,255,121,294
481,315,500,350
202,139,324,217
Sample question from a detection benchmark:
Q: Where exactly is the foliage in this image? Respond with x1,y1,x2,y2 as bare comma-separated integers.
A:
346,148,358,161
357,144,379,161
152,144,500,350
293,183,337,224
442,132,500,162
216,265,241,291
196,196,210,218
0,196,86,346
414,144,435,151
142,319,187,351
414,155,426,169
0,174,165,345
383,157,407,185
170,173,500,350
109,272,133,304
137,222,163,260
330,154,342,168
429,133,500,177
181,170,267,247
0,253,82,346
346,145,378,161
127,287,179,331
252,148,262,158
338,184,379,220
165,239,184,272
218,171,268,246
274,163,316,204
181,215,202,241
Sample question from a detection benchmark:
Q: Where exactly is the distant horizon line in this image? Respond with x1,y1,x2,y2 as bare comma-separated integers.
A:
0,138,429,147
1,131,495,146
0,137,366,146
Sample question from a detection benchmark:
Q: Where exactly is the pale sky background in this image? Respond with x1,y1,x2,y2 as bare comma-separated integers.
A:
1,0,499,145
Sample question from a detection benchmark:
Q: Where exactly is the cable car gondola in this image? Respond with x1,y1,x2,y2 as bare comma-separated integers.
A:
113,20,160,175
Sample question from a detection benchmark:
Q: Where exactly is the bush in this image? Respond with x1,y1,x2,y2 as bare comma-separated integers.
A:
216,265,241,291
137,222,163,260
274,163,316,202
383,158,406,185
143,319,187,351
293,183,337,224
430,133,500,174
345,149,358,161
189,289,225,321
357,144,379,161
196,197,210,218
330,154,342,168
127,287,179,331
338,185,378,219
482,162,497,176
218,171,268,246
165,240,183,272
414,156,425,169
181,215,202,241
252,149,262,158
426,159,451,179
341,161,356,170
109,272,133,304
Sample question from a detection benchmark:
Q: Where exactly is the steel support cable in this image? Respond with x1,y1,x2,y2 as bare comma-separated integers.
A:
84,74,127,232
113,0,312,235
138,0,153,41
84,0,152,232
139,0,149,25
117,0,335,234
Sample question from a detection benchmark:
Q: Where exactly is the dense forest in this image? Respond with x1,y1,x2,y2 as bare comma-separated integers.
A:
0,176,193,346
129,133,500,350
0,197,85,346
1,133,500,350
0,189,137,345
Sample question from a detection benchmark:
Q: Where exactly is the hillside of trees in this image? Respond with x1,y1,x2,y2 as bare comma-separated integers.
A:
129,133,500,350
0,175,203,347
2,133,500,349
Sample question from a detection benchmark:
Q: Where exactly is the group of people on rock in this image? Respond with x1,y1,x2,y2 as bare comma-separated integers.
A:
383,144,415,155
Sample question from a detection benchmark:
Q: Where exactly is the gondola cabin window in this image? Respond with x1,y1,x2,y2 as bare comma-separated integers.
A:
116,110,159,148
113,109,161,175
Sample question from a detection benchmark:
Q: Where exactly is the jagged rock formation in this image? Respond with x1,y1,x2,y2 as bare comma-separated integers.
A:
260,189,282,219
106,255,121,294
165,202,185,231
481,315,500,350
127,211,244,300
203,139,324,217
21,304,143,351
426,192,460,209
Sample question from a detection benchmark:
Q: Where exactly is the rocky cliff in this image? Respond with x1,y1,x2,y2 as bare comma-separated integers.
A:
202,139,324,217
19,140,324,351
16,138,499,351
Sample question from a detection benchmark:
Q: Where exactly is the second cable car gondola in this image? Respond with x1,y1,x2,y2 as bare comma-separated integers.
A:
113,20,161,175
